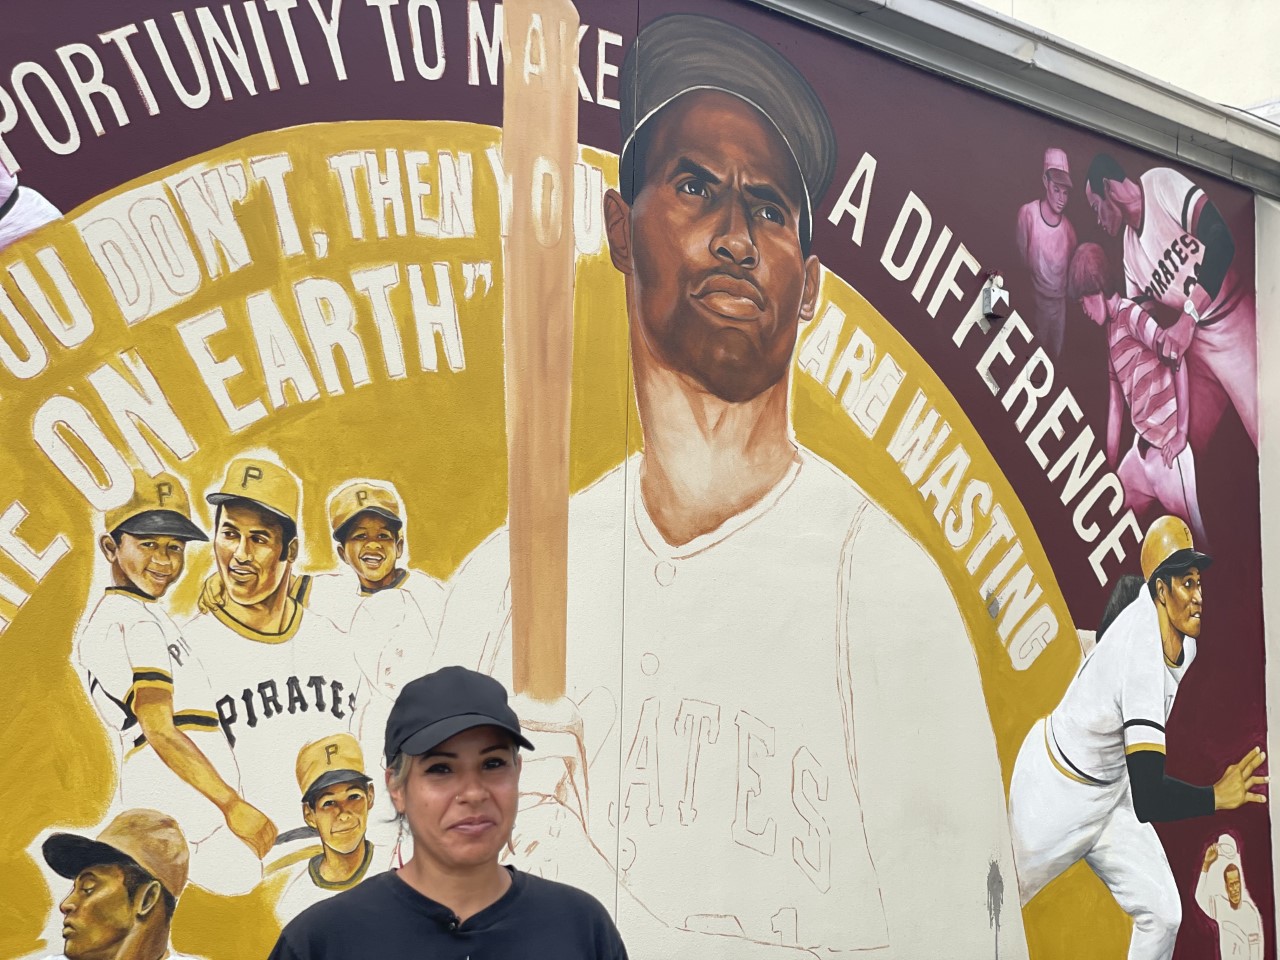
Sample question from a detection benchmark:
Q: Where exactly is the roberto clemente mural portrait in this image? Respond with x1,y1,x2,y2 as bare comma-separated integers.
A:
0,1,1268,959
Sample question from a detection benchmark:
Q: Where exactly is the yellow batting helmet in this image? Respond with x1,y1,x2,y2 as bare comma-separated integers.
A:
1140,515,1212,583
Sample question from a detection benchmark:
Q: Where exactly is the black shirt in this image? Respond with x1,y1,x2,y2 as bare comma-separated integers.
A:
268,867,628,960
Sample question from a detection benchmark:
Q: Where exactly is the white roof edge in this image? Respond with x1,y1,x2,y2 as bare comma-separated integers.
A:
748,0,1280,198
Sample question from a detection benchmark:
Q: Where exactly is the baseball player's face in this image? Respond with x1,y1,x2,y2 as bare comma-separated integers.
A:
214,503,295,606
304,781,372,857
386,726,520,874
58,865,141,959
339,514,404,588
1044,176,1069,215
1226,866,1242,906
106,533,187,599
607,90,821,403
1159,566,1203,638
1086,182,1123,237
1079,292,1107,326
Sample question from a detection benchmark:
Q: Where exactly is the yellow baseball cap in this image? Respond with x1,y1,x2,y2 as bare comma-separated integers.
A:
329,481,402,543
207,458,301,524
297,733,371,802
105,470,207,542
43,808,189,899
1140,515,1213,582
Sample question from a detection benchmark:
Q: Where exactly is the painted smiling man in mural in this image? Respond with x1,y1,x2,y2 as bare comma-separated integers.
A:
1084,154,1257,449
439,13,1026,958
41,809,204,960
274,734,380,923
72,469,275,891
182,456,364,878
1008,515,1267,960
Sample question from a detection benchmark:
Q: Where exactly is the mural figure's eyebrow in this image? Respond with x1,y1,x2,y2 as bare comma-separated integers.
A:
744,182,790,211
673,157,720,185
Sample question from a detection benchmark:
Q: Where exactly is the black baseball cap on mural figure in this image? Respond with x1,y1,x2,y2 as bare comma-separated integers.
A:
384,665,535,765
617,13,838,249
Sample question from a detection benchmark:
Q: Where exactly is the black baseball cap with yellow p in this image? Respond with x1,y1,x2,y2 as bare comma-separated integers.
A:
384,666,534,766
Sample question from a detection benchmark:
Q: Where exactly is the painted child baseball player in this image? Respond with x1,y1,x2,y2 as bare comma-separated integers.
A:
1067,242,1206,544
1015,147,1078,357
41,809,205,960
72,470,273,885
1084,154,1256,448
1195,837,1264,959
274,734,380,923
440,13,1025,958
306,481,444,748
180,457,364,867
1008,515,1266,960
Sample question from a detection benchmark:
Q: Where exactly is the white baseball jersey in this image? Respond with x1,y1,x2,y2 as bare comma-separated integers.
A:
1196,884,1263,959
439,450,1026,958
307,567,442,759
180,603,365,834
0,184,60,251
1123,167,1245,324
306,568,445,634
72,588,236,839
273,841,381,924
1046,594,1195,787
1009,595,1191,959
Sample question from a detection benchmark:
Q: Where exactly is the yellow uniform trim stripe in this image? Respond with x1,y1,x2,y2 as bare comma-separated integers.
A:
1044,726,1094,785
265,844,323,875
1124,742,1166,756
209,599,303,644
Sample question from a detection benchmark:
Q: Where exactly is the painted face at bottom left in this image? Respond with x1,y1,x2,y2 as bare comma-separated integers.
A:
111,534,187,599
59,865,138,960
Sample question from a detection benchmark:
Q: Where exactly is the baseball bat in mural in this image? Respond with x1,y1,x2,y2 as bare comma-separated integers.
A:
502,0,580,703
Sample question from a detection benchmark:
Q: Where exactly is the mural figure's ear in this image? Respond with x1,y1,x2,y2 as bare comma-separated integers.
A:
603,189,633,274
99,533,118,563
799,255,822,322
134,878,163,920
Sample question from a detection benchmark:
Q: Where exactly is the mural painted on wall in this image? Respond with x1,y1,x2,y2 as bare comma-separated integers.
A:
0,1,1267,959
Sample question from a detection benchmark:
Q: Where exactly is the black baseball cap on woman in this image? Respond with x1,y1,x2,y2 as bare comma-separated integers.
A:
384,666,535,765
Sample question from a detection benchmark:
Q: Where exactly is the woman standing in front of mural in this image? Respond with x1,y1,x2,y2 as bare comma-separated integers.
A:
266,666,628,959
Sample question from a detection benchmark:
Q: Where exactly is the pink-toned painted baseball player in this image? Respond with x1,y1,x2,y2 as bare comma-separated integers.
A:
1015,147,1079,357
